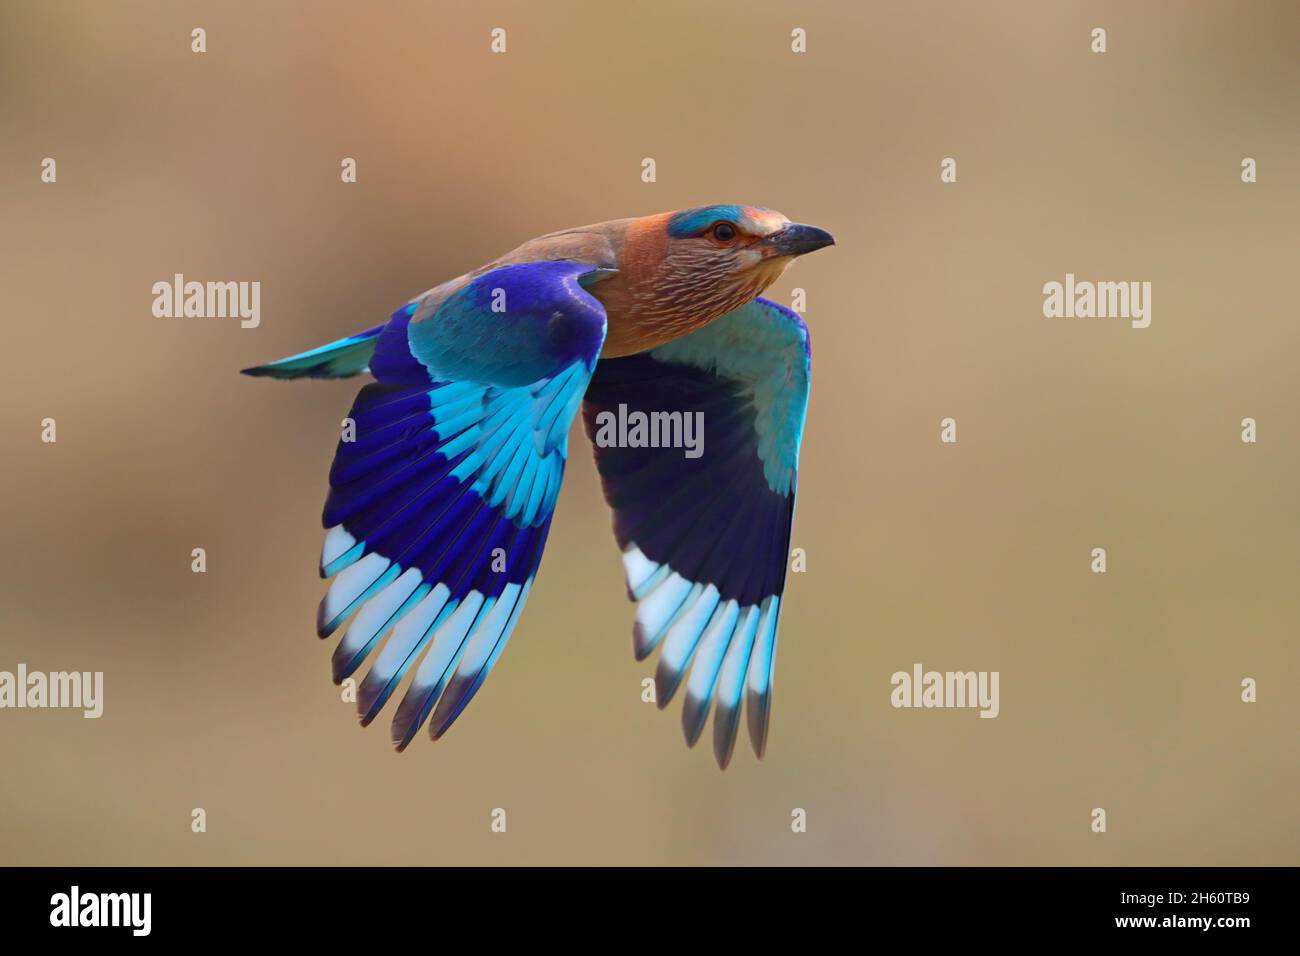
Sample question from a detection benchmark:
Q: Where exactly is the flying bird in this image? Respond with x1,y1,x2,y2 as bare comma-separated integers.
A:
242,204,834,767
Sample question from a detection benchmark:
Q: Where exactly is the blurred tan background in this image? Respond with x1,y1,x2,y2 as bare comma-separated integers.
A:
2,0,1297,865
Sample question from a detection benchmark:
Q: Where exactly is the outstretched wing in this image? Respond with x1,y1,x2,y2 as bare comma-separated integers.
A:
581,296,811,768
320,261,607,748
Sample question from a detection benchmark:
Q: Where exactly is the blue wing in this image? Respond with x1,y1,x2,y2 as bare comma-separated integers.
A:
582,297,811,768
316,261,607,748
241,324,385,379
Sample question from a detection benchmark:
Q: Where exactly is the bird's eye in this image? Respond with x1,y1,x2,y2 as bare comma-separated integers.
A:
711,222,737,242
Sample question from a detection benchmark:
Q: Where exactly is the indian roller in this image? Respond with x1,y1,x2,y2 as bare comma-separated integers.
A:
242,204,834,767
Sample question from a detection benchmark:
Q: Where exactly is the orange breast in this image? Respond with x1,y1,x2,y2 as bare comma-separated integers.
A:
589,214,672,357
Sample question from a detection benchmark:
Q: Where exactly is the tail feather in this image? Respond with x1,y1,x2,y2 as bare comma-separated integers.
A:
241,324,384,380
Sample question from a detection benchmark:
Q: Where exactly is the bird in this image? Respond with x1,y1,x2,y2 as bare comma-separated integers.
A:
242,204,834,768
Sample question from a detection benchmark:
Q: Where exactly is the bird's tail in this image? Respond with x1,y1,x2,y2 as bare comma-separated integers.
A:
241,324,385,380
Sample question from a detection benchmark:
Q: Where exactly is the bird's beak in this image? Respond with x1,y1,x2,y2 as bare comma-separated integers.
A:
762,223,835,257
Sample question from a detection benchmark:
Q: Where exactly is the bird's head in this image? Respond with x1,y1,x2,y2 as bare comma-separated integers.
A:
622,204,834,329
665,203,833,288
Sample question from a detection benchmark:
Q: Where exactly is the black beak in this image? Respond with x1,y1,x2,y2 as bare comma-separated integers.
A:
765,223,835,257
